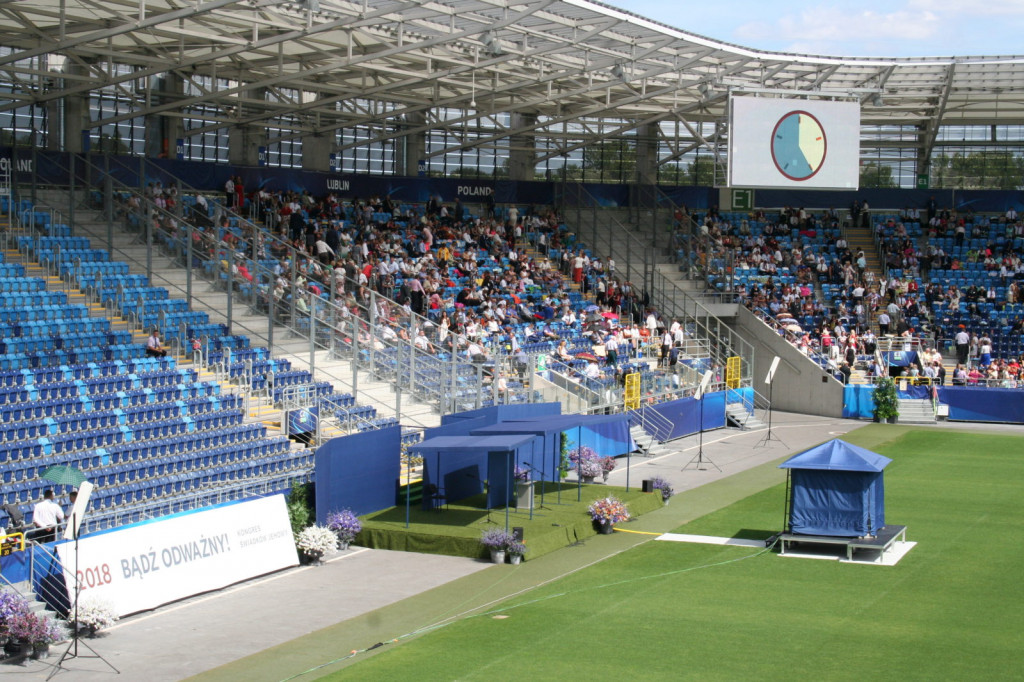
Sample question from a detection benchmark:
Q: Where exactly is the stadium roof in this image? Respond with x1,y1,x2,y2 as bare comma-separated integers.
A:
2,0,1023,157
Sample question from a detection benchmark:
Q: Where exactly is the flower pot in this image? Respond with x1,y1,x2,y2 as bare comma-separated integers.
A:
2,638,22,659
595,521,614,534
663,497,670,506
302,551,324,565
338,540,350,551
509,554,522,566
887,416,899,424
582,476,596,484
5,640,32,659
602,471,609,483
489,549,506,564
31,643,49,660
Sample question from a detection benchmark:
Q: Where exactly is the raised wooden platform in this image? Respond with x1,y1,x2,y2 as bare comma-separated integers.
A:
779,525,908,562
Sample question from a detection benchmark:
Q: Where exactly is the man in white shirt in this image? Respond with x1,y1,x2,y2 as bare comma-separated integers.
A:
32,489,65,542
146,329,167,358
414,329,431,353
877,311,891,336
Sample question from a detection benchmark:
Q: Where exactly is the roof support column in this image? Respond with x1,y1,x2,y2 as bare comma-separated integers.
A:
302,133,333,172
508,112,537,181
634,121,658,186
229,87,267,166
145,73,184,158
60,62,92,153
395,111,426,176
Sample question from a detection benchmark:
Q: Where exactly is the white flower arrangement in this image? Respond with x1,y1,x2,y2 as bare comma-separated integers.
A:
73,594,119,633
295,524,338,561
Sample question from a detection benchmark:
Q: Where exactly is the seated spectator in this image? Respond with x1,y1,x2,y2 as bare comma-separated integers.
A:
146,329,167,358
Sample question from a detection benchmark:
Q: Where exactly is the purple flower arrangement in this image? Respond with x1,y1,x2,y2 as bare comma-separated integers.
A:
326,509,362,543
0,589,30,631
514,466,531,482
480,528,515,550
570,445,603,479
650,476,675,501
600,456,617,473
6,610,67,645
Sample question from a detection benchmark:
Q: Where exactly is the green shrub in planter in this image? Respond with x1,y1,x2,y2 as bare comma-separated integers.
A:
872,377,900,423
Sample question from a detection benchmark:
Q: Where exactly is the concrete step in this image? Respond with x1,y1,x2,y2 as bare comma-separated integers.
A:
897,398,936,423
629,425,658,456
5,579,49,614
725,402,766,430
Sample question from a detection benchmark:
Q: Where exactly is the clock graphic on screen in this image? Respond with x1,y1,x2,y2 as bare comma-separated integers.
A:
770,110,827,181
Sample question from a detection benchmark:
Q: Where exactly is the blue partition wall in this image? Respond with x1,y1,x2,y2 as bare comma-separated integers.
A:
648,390,727,440
440,402,560,426
938,386,1024,423
844,384,1024,424
315,426,402,521
842,385,877,420
474,413,633,483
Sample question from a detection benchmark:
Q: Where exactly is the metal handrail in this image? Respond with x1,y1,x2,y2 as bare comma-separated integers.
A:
628,404,674,443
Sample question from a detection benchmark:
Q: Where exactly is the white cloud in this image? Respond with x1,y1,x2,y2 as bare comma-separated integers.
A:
735,7,940,52
908,0,1024,17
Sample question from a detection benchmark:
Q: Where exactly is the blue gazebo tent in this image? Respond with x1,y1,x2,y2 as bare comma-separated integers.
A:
779,439,892,538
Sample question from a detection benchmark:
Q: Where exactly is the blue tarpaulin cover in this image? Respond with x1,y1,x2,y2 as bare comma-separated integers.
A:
779,439,891,537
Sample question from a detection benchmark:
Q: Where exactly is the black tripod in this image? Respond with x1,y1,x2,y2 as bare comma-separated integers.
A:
48,513,120,680
684,391,721,471
755,376,786,449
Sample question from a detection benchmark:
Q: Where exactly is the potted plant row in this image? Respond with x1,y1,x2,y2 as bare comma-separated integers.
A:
479,529,527,564
0,589,67,660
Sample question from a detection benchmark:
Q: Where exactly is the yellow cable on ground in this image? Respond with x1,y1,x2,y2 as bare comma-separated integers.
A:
612,528,662,536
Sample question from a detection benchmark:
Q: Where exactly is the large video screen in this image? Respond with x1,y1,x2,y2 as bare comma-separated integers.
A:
728,96,860,190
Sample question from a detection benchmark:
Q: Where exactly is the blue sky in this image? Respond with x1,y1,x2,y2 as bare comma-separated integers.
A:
612,1,1024,58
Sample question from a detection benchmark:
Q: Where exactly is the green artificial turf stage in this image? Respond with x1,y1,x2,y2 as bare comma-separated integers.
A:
357,483,664,561
323,428,1024,681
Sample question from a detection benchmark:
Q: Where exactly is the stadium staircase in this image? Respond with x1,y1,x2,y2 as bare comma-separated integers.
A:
896,397,936,424
725,402,766,431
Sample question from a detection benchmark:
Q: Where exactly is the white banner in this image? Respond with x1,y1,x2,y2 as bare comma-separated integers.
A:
728,96,860,190
56,495,298,617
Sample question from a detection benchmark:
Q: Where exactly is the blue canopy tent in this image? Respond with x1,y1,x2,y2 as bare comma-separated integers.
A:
408,433,539,533
473,412,635,504
779,439,892,538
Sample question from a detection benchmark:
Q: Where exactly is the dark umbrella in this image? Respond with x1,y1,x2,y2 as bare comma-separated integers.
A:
40,464,88,488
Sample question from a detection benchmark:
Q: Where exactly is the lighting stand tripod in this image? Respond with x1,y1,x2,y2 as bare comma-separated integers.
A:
47,512,120,680
755,374,786,449
683,388,721,472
